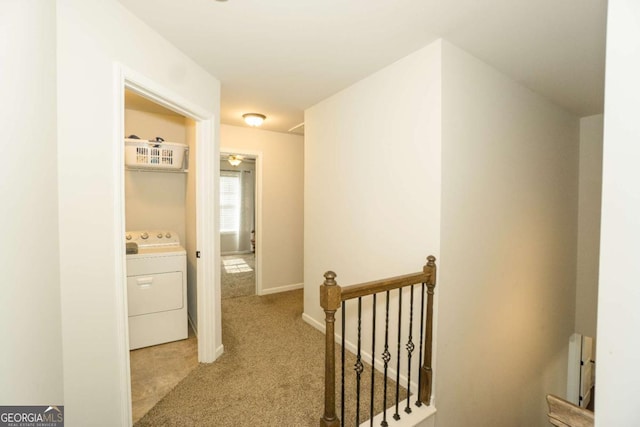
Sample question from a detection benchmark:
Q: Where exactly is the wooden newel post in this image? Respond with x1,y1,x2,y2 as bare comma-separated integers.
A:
320,271,342,427
419,255,437,406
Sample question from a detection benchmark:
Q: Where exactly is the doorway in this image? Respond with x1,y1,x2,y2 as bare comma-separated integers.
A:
123,89,199,422
219,149,263,297
114,67,220,425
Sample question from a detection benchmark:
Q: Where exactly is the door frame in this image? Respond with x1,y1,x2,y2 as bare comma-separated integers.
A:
113,64,221,423
220,148,263,295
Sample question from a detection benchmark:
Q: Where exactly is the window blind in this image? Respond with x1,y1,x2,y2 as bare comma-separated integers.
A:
220,172,241,233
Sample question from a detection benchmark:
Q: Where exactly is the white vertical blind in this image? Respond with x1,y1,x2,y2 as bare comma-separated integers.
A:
220,172,241,232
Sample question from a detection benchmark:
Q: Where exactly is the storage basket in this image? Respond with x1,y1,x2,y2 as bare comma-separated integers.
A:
125,138,188,171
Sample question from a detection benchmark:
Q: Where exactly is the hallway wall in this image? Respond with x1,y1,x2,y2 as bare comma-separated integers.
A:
56,0,220,424
220,125,303,294
1,0,63,406
575,114,603,339
596,0,640,423
303,40,442,379
438,40,580,427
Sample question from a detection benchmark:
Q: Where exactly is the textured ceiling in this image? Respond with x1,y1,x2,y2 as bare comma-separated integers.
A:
118,0,607,134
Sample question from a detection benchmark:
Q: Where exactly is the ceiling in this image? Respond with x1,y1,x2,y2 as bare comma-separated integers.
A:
118,0,607,135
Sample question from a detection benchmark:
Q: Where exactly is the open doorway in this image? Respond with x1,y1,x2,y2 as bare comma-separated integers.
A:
219,152,259,299
114,68,221,425
123,89,199,422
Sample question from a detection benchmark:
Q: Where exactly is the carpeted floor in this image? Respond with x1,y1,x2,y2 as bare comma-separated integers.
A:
135,289,406,427
221,253,255,299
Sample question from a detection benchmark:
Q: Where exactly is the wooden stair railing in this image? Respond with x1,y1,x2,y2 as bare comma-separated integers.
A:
320,256,437,427
546,395,594,427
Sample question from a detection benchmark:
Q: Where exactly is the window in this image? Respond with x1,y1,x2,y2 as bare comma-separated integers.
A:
220,172,241,233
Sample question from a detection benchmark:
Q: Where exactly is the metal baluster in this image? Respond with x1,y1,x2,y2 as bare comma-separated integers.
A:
381,291,391,427
355,297,364,426
393,289,402,421
405,285,415,414
341,301,346,427
416,282,426,407
370,294,377,426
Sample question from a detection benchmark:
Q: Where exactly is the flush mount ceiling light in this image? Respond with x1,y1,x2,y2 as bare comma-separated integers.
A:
242,113,266,127
227,155,242,166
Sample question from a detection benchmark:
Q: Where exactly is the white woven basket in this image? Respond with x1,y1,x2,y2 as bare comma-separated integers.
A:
125,139,188,171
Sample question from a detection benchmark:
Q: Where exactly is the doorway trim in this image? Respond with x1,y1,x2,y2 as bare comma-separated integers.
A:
113,64,221,424
220,147,263,295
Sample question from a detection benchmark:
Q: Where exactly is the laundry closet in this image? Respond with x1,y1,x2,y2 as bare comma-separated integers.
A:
123,89,199,343
123,90,199,422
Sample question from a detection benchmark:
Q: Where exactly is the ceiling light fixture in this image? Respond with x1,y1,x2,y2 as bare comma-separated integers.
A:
227,155,242,166
242,113,266,127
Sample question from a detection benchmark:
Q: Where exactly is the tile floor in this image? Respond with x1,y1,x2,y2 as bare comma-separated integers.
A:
130,326,198,424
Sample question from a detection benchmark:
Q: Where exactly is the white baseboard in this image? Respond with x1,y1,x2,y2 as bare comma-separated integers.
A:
221,250,253,256
259,282,303,295
361,398,436,427
302,312,325,332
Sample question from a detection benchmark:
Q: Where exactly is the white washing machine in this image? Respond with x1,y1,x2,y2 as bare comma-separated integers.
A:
125,230,187,350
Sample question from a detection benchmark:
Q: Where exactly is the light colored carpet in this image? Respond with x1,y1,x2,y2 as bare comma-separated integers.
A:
221,253,255,299
134,290,406,427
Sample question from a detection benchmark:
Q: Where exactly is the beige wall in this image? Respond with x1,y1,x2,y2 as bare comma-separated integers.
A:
438,40,579,426
303,41,442,386
596,0,640,423
220,125,304,293
124,108,200,330
1,0,63,405
56,0,220,423
575,114,603,338
124,108,188,242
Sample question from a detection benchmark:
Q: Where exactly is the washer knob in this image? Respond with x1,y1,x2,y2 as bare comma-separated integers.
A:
141,232,149,239
126,234,131,240
157,233,163,238
165,232,172,238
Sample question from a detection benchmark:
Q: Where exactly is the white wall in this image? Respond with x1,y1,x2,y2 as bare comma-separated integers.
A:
438,40,579,427
596,0,640,424
0,0,63,405
56,0,220,424
220,125,304,293
575,114,603,339
303,40,442,388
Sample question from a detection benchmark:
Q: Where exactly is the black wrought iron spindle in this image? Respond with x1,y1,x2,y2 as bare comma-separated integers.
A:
416,282,426,407
341,301,346,427
393,289,402,421
355,297,364,426
405,285,415,414
381,291,391,427
370,294,377,427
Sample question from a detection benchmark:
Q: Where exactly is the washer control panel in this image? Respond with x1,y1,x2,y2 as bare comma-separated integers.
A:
125,230,181,248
